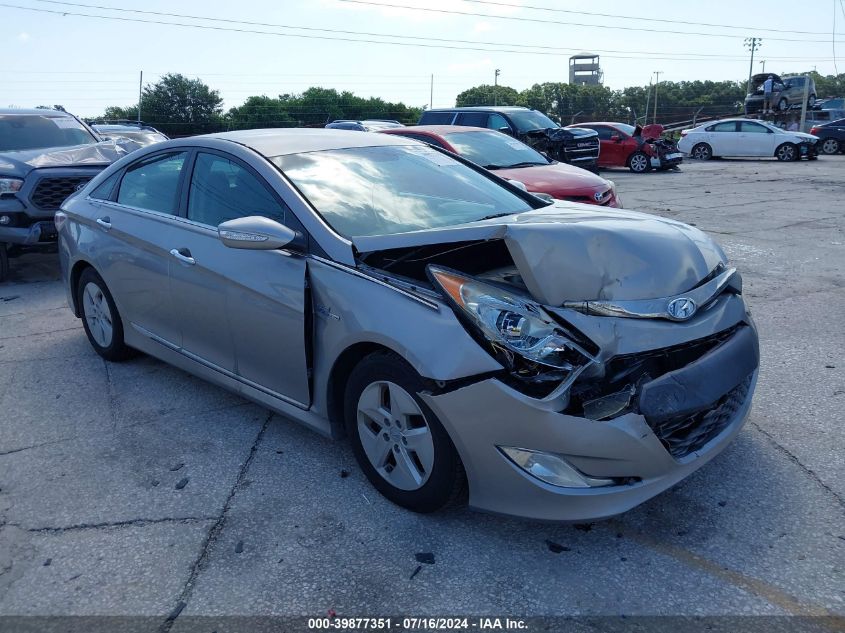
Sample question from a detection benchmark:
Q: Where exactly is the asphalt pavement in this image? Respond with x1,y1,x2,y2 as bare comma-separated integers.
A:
0,156,842,628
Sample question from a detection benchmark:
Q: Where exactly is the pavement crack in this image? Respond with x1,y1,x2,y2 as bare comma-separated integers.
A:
158,411,273,633
0,437,77,457
24,516,217,533
751,422,845,510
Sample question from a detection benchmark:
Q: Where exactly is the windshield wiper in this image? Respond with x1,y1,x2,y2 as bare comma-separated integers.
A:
500,161,548,168
474,212,515,222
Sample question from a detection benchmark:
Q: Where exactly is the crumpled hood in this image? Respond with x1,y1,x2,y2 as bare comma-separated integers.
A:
354,202,727,305
495,163,609,197
0,140,132,177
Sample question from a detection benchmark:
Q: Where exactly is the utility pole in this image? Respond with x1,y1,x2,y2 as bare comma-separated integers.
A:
759,59,766,74
138,70,143,124
494,68,500,106
643,76,652,125
430,74,433,109
744,37,762,94
652,71,661,124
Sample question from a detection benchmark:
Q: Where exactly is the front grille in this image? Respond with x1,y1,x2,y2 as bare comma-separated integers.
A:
646,374,753,459
30,176,92,210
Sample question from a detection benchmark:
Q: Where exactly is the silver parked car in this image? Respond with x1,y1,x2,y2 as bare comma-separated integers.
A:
57,129,759,521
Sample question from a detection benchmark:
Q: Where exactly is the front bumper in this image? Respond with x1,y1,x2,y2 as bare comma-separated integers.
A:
0,219,59,246
422,318,758,522
651,152,684,169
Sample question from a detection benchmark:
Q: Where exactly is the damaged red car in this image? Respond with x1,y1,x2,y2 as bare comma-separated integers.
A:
381,125,621,207
567,122,683,173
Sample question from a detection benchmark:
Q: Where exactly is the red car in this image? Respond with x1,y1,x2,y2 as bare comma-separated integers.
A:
566,122,683,173
380,125,621,207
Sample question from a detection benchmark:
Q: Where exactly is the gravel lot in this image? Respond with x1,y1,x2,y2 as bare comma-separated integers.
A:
0,156,843,626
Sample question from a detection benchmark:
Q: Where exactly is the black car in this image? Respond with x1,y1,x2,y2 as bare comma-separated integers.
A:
0,108,128,281
418,106,600,169
809,118,845,154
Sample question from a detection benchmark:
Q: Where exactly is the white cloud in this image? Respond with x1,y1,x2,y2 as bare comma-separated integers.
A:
17,32,30,42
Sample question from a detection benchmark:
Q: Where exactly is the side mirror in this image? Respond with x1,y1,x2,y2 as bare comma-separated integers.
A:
498,126,514,136
218,216,303,251
610,134,621,142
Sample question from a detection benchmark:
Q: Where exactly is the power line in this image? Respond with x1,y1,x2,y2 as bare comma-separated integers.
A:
335,0,845,43
19,0,826,62
461,0,834,36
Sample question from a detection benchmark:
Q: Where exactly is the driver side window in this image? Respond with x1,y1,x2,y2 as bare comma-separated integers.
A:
187,152,288,227
487,113,510,132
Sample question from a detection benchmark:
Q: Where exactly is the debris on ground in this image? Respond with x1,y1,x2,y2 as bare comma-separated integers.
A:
409,565,423,580
169,462,185,472
235,540,244,554
174,477,189,490
545,540,571,553
415,552,435,565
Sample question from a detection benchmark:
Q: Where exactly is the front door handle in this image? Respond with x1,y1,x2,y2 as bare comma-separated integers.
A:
96,217,112,230
170,248,196,266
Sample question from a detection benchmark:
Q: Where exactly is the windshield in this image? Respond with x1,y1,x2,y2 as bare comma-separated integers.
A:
443,130,549,169
107,130,168,146
507,109,559,131
613,123,636,136
273,144,534,238
0,114,98,152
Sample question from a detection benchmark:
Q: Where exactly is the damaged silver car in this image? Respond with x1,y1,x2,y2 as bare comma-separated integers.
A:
57,129,759,521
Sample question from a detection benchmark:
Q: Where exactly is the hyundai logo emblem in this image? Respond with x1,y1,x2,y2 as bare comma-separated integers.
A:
666,297,697,320
594,192,604,202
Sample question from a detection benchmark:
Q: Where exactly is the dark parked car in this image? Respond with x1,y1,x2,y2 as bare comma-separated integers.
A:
418,106,600,170
567,122,683,173
325,120,405,131
0,108,128,281
380,125,621,206
810,118,845,154
745,74,816,114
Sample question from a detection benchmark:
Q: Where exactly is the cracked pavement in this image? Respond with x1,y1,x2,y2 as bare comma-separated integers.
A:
0,157,843,623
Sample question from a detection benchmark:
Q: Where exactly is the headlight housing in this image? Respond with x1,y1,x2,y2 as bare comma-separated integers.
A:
0,178,24,194
428,266,594,375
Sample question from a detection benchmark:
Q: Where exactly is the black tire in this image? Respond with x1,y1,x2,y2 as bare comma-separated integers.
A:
77,268,134,361
808,94,816,110
777,98,788,112
775,143,798,162
691,143,713,161
820,138,840,155
344,351,466,513
628,151,650,173
0,243,8,283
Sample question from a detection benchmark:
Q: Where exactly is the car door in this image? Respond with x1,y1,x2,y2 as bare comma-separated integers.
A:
89,150,190,346
738,121,776,156
707,121,740,155
170,149,310,406
581,125,614,166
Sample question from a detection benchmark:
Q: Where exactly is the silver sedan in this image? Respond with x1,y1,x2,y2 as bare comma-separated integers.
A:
57,129,759,521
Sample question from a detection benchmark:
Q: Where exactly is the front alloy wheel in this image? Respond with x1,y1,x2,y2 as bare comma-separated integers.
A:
776,143,797,161
628,151,650,173
691,143,712,161
345,351,465,513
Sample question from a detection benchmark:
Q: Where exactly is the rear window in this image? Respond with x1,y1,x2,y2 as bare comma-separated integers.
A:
0,114,98,152
419,111,456,125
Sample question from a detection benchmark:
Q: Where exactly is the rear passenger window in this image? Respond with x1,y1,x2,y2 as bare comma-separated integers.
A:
591,126,614,140
419,111,456,125
455,112,489,127
89,171,120,201
117,152,187,214
187,152,287,227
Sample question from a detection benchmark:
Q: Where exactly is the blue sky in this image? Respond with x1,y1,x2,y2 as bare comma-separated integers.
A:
3,0,843,117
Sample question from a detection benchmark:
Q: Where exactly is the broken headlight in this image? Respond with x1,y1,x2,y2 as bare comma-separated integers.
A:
428,266,592,372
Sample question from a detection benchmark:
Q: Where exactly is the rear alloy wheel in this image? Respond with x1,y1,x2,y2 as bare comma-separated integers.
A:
775,143,798,161
345,351,465,513
77,268,134,361
628,151,650,173
691,143,713,161
820,138,840,155
777,98,789,112
0,243,8,283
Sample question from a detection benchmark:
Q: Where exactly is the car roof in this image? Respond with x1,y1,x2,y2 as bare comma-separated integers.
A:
383,125,490,136
202,128,417,156
0,108,75,117
93,124,157,131
426,106,530,112
573,121,630,127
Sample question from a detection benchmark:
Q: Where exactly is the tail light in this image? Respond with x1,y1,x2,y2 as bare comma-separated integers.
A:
810,127,819,135
680,130,688,137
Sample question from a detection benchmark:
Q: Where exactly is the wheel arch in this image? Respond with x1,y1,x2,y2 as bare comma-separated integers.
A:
69,259,96,317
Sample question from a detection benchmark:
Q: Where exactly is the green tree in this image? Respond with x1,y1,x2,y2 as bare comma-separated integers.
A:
456,84,520,107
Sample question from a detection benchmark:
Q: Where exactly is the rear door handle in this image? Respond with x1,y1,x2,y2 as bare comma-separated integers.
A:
96,217,112,230
170,248,196,266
